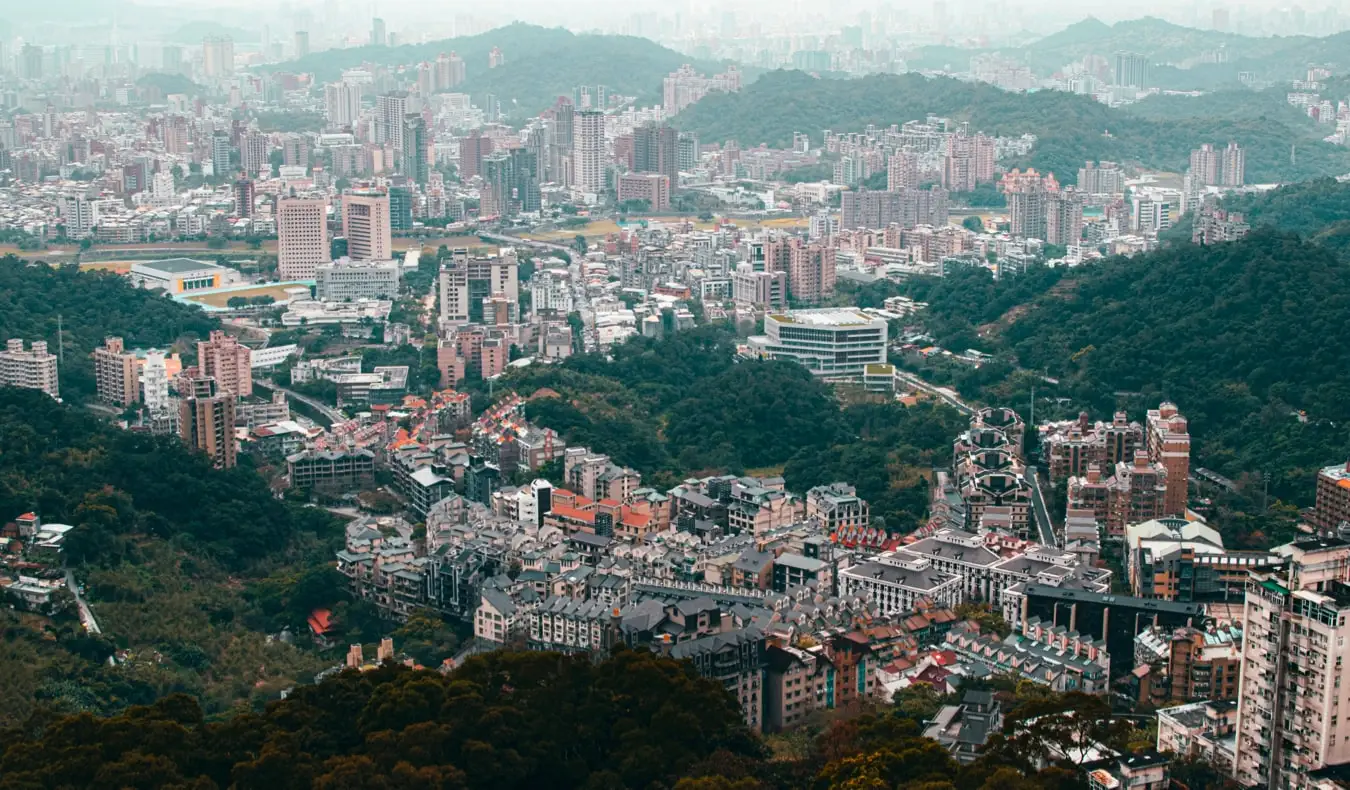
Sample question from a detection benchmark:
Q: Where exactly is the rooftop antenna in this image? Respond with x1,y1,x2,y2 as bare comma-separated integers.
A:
57,314,64,367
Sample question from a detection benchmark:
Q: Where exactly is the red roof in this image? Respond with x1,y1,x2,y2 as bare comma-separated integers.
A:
549,505,595,524
308,608,335,636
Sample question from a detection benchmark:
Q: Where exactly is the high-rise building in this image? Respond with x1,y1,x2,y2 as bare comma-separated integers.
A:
482,148,541,218
1212,8,1230,30
0,339,59,399
887,151,919,191
343,189,392,261
179,376,237,469
434,52,466,90
294,31,310,58
1114,52,1150,88
572,109,606,194
371,17,387,47
840,187,948,231
766,237,836,304
1045,187,1084,246
662,64,743,114
210,132,232,178
198,330,252,398
438,253,470,325
458,129,493,180
282,134,310,168
633,122,679,186
60,194,99,240
1234,538,1350,790
375,92,408,149
488,46,505,68
400,114,429,184
241,131,269,177
1077,161,1125,196
677,132,700,173
141,351,171,415
163,115,190,155
21,44,43,80
324,82,362,129
277,197,330,280
232,177,255,218
942,131,995,192
1002,168,1053,240
389,184,415,231
1220,142,1245,187
202,36,235,82
751,309,887,378
1146,402,1190,516
1189,144,1221,186
92,337,139,408
1313,462,1350,536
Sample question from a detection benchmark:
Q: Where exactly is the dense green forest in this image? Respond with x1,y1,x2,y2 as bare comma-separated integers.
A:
1199,178,1350,261
904,17,1350,87
0,650,1166,790
675,71,1350,184
275,23,727,116
0,257,219,400
505,326,964,530
0,389,352,723
889,233,1350,505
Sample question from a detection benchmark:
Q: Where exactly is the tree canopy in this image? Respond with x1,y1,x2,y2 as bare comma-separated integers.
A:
505,326,964,530
0,257,218,400
674,71,1350,184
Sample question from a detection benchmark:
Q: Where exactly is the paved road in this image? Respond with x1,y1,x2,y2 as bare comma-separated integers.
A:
892,369,974,416
256,378,344,426
1027,467,1057,547
65,570,101,635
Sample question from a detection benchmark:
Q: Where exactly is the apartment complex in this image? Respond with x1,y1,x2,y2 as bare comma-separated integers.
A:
178,376,237,469
748,309,888,379
197,330,252,397
92,336,138,407
1313,462,1350,536
1235,538,1350,790
1146,402,1191,516
0,339,59,399
1040,411,1144,483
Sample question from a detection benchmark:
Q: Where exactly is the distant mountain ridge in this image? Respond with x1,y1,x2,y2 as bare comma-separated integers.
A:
274,23,727,119
907,16,1350,89
674,70,1350,184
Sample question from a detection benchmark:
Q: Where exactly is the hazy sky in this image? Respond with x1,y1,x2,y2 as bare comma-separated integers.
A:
9,0,1348,44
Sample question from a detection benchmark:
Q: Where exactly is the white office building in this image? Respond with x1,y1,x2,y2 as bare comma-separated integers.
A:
747,308,888,378
838,553,963,614
316,258,401,301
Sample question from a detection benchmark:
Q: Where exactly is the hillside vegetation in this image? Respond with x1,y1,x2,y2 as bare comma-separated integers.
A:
0,257,219,401
1206,178,1350,261
674,71,1350,184
905,17,1350,88
900,233,1350,503
505,326,966,530
276,23,726,116
0,651,1143,790
0,383,349,724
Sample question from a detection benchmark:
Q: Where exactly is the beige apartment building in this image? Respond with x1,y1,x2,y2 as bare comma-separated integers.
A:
1235,538,1350,790
92,336,139,407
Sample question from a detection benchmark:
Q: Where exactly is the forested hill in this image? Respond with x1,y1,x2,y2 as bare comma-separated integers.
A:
674,71,1350,184
273,23,726,116
503,326,967,532
0,257,219,401
0,648,1146,789
1203,178,1350,261
996,231,1350,500
0,388,346,723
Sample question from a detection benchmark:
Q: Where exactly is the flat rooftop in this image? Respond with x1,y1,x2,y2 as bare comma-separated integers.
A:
134,257,224,274
768,308,879,327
